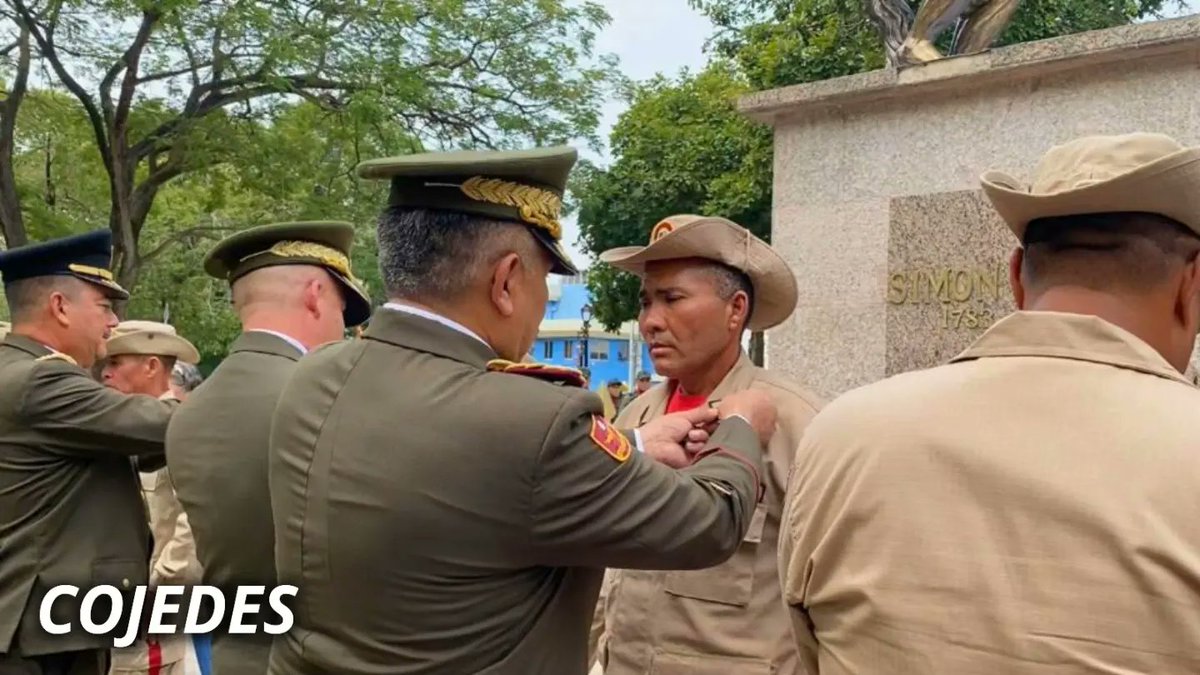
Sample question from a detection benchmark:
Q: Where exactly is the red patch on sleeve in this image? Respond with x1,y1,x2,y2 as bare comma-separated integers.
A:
589,415,632,463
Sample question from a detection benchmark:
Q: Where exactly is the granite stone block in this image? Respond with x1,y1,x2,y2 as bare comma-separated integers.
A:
756,17,1200,397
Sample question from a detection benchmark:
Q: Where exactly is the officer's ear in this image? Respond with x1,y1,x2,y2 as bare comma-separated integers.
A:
1008,247,1027,310
301,276,323,318
1174,250,1200,336
490,252,522,318
48,289,72,328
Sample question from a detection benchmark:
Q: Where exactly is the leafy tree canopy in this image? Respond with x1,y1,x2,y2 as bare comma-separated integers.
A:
576,0,1178,331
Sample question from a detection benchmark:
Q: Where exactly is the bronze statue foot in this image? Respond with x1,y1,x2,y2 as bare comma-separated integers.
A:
899,37,945,65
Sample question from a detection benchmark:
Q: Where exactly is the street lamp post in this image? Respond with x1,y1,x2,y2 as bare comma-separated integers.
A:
579,304,592,372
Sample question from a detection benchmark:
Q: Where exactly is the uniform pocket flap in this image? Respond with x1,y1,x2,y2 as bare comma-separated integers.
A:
663,547,755,607
92,558,146,590
650,649,773,675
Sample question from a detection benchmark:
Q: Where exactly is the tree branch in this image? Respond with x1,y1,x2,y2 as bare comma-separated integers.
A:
106,9,159,132
130,72,360,161
136,62,212,86
141,225,232,263
13,0,112,172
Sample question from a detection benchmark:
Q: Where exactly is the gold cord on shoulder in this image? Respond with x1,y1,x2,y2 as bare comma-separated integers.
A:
36,352,78,366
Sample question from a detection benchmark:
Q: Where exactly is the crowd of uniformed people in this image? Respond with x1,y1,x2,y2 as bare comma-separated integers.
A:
1,132,1199,675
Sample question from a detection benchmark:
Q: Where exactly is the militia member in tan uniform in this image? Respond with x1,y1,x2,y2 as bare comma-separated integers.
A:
0,230,177,674
268,146,778,674
166,222,370,675
781,132,1200,674
101,322,203,675
591,215,823,674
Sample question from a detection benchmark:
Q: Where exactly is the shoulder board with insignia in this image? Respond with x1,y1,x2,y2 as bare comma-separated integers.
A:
486,359,585,388
36,352,78,366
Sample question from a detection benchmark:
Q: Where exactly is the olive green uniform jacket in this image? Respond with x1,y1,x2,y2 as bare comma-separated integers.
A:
267,307,766,675
0,334,175,657
593,353,822,675
166,332,302,675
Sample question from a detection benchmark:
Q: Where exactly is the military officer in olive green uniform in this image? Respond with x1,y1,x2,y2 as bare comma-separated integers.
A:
165,222,370,675
268,147,778,674
0,230,177,675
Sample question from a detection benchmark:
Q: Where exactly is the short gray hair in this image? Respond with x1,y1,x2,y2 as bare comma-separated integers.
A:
700,261,755,331
3,276,82,323
377,207,538,300
170,361,204,393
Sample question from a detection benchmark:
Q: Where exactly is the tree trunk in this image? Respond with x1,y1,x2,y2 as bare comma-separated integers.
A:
749,331,765,367
0,24,31,249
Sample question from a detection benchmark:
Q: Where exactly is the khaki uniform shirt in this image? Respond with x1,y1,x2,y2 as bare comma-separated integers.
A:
0,335,175,656
267,308,767,675
593,353,822,675
166,331,302,675
781,311,1200,674
110,466,203,672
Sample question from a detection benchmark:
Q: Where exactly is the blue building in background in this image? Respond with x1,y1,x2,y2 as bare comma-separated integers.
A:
533,275,655,392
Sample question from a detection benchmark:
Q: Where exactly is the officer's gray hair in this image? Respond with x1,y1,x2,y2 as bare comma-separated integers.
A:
170,361,204,393
4,276,84,323
377,207,540,301
699,261,755,332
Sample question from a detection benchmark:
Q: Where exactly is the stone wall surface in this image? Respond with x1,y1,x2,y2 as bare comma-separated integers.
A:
744,15,1200,399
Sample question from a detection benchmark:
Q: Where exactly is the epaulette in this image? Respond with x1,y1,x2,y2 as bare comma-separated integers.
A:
486,359,586,388
35,352,78,366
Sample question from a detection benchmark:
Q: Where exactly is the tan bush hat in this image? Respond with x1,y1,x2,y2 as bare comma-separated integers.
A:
981,132,1200,241
599,215,798,331
106,320,200,365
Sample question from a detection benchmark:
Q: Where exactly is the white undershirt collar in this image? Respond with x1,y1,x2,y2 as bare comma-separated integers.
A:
382,302,489,348
247,329,307,355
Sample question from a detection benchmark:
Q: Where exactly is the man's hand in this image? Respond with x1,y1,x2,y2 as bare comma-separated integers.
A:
637,406,720,468
717,389,777,446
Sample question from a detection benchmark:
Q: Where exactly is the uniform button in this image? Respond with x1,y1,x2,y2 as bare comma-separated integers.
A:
122,578,131,589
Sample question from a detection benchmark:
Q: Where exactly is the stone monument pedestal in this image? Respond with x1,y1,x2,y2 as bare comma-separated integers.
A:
741,15,1200,399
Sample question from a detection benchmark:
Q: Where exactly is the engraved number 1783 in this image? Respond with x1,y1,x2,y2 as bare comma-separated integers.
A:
941,306,993,330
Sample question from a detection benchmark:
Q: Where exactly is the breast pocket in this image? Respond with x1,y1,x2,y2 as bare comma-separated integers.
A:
662,503,768,607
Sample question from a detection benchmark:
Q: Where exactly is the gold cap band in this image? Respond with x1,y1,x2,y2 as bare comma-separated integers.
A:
241,240,361,284
67,263,115,281
459,176,563,240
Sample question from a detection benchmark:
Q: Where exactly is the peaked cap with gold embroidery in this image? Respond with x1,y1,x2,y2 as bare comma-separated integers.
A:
203,221,371,327
0,229,128,299
356,146,579,275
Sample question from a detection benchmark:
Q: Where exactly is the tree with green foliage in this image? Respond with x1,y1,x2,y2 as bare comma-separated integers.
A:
0,0,616,294
576,61,770,331
577,0,1178,338
0,93,399,361
691,0,1177,89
